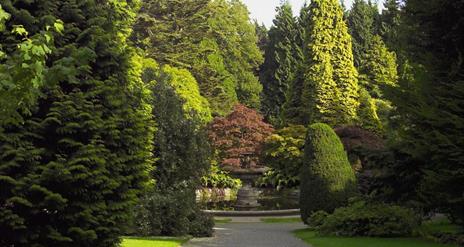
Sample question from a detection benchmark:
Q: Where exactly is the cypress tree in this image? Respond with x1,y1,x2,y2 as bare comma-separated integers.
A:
300,0,360,126
0,1,154,246
261,2,300,126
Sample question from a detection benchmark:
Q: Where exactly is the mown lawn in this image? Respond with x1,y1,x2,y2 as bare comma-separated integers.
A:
294,229,458,247
122,237,188,247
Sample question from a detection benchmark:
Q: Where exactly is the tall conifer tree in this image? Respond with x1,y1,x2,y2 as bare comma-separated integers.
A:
0,1,154,246
300,0,360,126
261,2,300,125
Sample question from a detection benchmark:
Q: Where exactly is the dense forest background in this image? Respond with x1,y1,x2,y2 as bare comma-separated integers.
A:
0,0,463,246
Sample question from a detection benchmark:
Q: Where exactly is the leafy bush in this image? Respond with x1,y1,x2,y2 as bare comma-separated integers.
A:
310,200,419,237
201,162,241,189
133,189,213,237
260,125,306,188
256,169,299,190
300,123,358,223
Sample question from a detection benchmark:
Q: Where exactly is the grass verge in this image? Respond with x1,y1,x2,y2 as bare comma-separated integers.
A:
293,229,457,247
261,217,302,223
215,218,232,223
122,236,189,247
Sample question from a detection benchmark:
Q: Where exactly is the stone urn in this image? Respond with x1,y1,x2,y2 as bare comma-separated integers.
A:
223,153,269,210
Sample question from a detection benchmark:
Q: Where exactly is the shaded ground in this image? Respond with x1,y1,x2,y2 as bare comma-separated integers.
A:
183,221,308,247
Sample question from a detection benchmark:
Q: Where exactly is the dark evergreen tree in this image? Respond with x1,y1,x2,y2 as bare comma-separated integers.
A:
380,0,401,53
261,2,300,126
0,1,154,246
281,3,309,125
347,0,379,68
392,0,464,225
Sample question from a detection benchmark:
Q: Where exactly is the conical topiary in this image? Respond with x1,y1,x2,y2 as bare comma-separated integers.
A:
300,123,358,223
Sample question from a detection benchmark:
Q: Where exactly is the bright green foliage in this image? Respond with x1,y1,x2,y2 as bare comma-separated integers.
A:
260,2,300,125
261,125,307,189
300,123,357,223
347,0,379,68
299,0,360,126
161,66,212,124
357,88,383,133
0,1,154,246
309,200,419,237
132,0,237,116
391,0,464,226
361,35,398,98
0,9,64,125
209,0,264,109
133,0,263,114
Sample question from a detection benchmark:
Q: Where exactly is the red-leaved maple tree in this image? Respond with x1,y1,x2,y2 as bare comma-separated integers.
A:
208,104,274,169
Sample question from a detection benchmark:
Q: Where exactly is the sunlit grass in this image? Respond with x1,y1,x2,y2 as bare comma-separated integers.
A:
122,237,188,247
294,229,457,247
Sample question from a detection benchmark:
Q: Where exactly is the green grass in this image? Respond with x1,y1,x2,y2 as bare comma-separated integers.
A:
122,237,188,247
294,229,457,247
261,217,302,223
215,218,232,223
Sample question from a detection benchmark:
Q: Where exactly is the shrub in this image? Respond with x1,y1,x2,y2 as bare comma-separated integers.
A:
133,189,213,237
300,123,358,223
201,162,241,189
310,200,420,237
260,125,306,188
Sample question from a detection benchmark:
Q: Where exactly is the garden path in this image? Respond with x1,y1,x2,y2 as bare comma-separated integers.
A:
182,221,308,247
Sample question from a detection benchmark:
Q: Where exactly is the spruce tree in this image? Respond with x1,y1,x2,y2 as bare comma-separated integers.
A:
380,0,401,53
347,0,378,68
300,0,360,126
0,1,154,246
261,2,300,125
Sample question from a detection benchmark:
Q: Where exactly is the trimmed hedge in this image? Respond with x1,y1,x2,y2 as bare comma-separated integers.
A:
300,123,358,223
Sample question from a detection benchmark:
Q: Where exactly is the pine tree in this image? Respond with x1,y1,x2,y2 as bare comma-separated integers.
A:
0,1,154,246
261,2,300,126
300,0,360,126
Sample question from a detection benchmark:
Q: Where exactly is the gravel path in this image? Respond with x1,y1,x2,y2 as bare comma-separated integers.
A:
182,222,309,247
